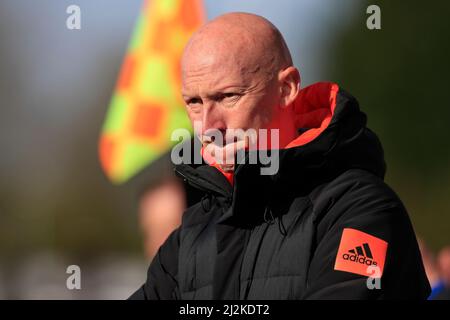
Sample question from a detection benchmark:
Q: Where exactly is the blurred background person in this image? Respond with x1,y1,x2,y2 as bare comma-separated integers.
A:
434,246,450,299
418,239,447,299
138,177,185,261
438,247,450,286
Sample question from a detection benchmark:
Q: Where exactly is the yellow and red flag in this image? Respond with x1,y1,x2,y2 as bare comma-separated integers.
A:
99,0,205,184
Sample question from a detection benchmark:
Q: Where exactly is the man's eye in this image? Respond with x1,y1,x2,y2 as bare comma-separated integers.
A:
224,93,239,99
187,98,202,106
218,93,241,102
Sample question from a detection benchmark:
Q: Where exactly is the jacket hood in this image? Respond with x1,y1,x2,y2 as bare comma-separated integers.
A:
175,82,386,209
268,81,386,189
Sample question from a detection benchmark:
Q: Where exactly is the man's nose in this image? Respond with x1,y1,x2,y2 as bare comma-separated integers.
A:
201,103,226,136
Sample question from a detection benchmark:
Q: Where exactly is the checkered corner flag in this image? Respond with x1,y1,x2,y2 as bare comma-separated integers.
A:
99,0,205,184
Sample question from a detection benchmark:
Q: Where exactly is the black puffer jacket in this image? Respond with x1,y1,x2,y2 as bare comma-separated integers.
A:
130,82,430,300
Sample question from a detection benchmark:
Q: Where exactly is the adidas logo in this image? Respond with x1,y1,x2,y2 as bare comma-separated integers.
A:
342,243,378,266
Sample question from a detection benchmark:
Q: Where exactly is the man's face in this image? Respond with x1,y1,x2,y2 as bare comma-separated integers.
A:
181,51,283,164
180,14,300,169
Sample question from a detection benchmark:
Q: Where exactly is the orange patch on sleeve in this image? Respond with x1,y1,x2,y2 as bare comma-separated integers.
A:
334,228,388,277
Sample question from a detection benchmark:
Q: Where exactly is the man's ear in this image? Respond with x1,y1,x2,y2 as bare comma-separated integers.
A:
278,66,300,108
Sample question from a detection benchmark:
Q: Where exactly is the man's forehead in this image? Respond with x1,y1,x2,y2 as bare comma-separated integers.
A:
182,39,254,74
181,56,255,94
181,72,248,96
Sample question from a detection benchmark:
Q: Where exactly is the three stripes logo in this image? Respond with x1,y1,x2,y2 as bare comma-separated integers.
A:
342,243,377,266
334,228,388,277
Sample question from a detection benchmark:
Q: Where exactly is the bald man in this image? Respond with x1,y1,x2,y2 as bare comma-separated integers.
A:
130,13,430,300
